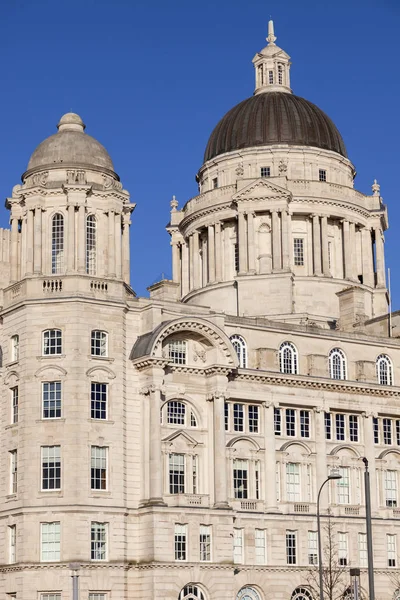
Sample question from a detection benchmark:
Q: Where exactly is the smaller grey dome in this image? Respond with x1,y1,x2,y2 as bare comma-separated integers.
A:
26,113,115,174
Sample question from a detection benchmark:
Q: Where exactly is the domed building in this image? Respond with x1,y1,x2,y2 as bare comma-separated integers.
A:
1,21,399,600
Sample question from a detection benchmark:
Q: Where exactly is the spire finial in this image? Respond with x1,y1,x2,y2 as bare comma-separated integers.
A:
266,19,277,45
372,179,381,197
170,195,178,211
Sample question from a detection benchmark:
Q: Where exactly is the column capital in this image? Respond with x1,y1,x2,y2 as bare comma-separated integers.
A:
362,411,378,419
207,389,230,402
140,383,166,396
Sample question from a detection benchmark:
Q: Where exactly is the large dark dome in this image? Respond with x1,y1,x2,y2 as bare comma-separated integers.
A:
204,92,347,162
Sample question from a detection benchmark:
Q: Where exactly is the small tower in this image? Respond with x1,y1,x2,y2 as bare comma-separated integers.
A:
252,20,292,94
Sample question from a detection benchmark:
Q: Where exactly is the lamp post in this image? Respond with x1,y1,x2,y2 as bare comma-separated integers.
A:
362,457,375,600
317,470,342,600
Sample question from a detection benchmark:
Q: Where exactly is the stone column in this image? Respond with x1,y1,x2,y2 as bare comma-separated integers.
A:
361,227,374,287
77,205,86,273
374,227,386,288
314,408,328,509
208,224,216,283
115,213,122,279
342,220,352,280
281,210,291,270
271,209,281,271
171,238,180,284
189,234,194,290
362,413,377,511
33,207,42,274
238,212,247,274
312,215,322,276
67,205,75,273
193,230,200,289
264,403,278,511
215,222,223,282
108,210,115,277
26,208,34,275
321,216,330,276
181,240,189,295
141,381,166,506
10,217,19,283
211,391,230,508
247,212,256,273
122,213,131,284
349,222,357,280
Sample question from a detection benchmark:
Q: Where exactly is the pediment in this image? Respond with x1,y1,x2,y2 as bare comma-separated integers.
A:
233,179,292,203
35,364,67,379
162,430,200,447
86,366,116,380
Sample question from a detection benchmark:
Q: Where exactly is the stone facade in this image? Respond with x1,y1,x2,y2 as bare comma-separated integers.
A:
1,20,399,600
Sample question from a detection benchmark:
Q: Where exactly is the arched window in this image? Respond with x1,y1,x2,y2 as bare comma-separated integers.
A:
278,64,283,84
279,342,298,374
236,588,261,600
86,215,96,275
291,588,314,600
377,354,393,385
162,400,198,427
329,348,347,380
51,213,64,274
179,585,205,600
230,334,247,368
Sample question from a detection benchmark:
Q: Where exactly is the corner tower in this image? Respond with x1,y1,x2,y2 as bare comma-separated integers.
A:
168,22,388,326
6,113,135,292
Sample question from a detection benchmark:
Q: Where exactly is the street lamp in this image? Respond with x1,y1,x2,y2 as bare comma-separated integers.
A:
317,469,342,600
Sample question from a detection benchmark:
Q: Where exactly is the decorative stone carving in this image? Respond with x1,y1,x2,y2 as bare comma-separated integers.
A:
278,159,287,174
235,163,244,176
102,174,122,191
66,170,87,185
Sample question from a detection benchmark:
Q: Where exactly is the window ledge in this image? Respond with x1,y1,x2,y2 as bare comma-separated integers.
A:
36,418,66,424
6,360,19,368
5,494,17,501
88,419,115,424
89,356,114,363
38,491,63,497
37,354,66,360
5,423,18,430
90,491,112,498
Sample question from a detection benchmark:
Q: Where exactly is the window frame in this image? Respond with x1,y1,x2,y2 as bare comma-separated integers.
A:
8,524,16,564
168,340,187,365
230,334,247,368
11,334,19,362
10,450,17,495
41,445,61,491
260,166,271,178
233,458,248,499
91,521,108,561
91,382,108,420
42,381,62,419
11,386,18,424
91,330,108,357
86,214,97,275
377,354,393,385
40,521,61,562
91,446,108,491
233,527,244,564
279,341,298,375
199,524,212,562
51,213,64,275
255,528,267,565
43,329,62,356
293,238,305,266
174,523,187,561
329,348,347,380
319,169,327,182
308,530,318,565
286,530,297,565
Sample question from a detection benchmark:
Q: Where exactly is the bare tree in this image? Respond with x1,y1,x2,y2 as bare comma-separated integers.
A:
307,515,354,600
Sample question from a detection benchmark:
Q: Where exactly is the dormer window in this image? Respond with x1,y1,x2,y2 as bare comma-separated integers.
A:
319,169,327,182
260,167,270,178
212,178,218,189
168,340,187,365
269,71,274,84
278,64,283,84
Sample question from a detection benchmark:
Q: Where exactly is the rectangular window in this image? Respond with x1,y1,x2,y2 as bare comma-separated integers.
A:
91,382,108,420
308,531,318,565
286,531,297,565
387,534,397,567
319,169,327,182
234,243,239,273
174,524,187,561
11,334,19,362
300,410,310,438
233,459,248,499
373,417,379,444
268,70,273,84
91,446,107,490
335,413,345,441
9,525,16,564
41,522,60,562
89,595,106,600
41,596,61,600
10,450,17,494
234,404,244,432
212,177,218,189
255,461,260,500
11,387,18,424
43,329,62,355
338,532,348,566
260,166,270,178
255,529,266,565
248,405,259,433
328,241,332,270
349,415,359,442
225,402,229,431
42,382,62,419
233,528,244,564
91,522,107,561
293,238,304,266
169,453,185,494
192,455,198,494
383,418,392,445
274,408,281,435
286,463,301,501
167,401,185,425
337,467,350,504
385,470,397,507
397,420,400,446
199,525,211,562
325,412,332,440
286,409,296,436
358,532,367,568
42,446,61,490
168,340,186,365
91,330,108,357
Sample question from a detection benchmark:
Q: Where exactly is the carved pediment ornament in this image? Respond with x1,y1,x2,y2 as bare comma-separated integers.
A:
35,365,67,378
232,179,292,203
86,366,116,380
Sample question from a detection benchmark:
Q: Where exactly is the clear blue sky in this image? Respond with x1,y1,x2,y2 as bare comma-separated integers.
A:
0,0,399,305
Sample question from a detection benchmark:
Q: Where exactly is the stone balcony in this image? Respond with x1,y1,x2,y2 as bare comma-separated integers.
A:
3,275,133,309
